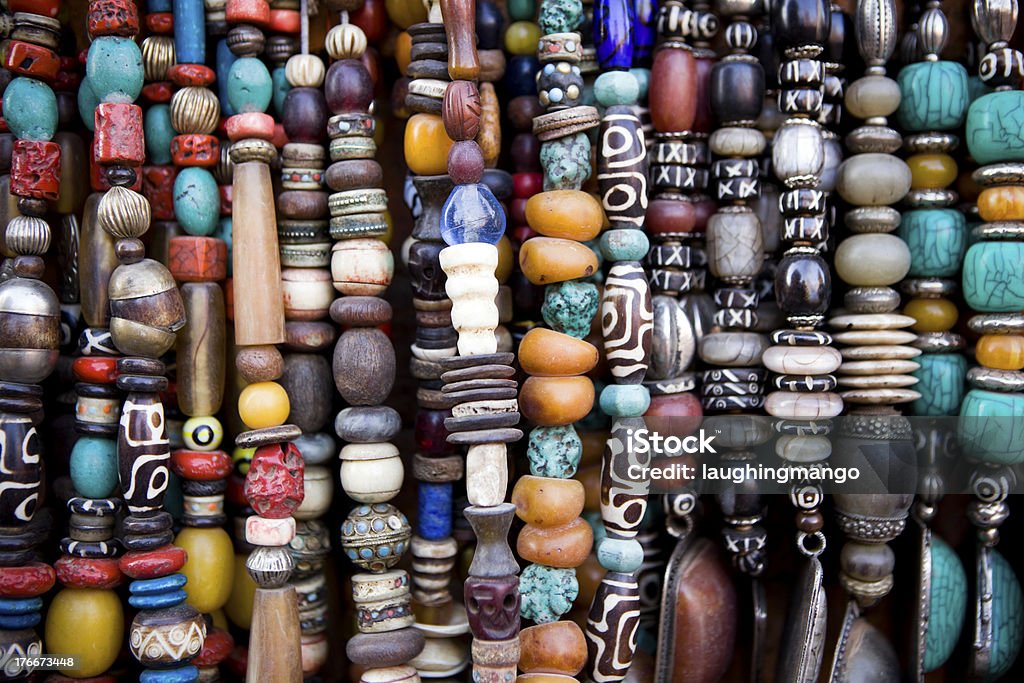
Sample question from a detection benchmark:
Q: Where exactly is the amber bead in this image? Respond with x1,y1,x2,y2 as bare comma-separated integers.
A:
519,621,588,676
519,237,599,285
404,113,454,176
903,297,958,333
906,153,957,190
976,334,1024,371
525,190,603,241
519,327,599,376
519,376,595,426
512,476,586,527
517,517,593,567
977,186,1024,222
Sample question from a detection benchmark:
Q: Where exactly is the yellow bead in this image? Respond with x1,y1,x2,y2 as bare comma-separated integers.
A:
45,588,124,678
211,608,229,631
403,113,454,176
903,298,958,333
225,552,257,629
976,334,1024,371
233,445,254,475
906,153,957,190
978,186,1024,222
505,21,542,55
237,381,290,429
496,236,514,284
385,0,427,29
176,526,235,613
395,32,413,76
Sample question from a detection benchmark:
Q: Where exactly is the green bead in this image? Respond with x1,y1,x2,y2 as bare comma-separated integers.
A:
597,537,643,572
508,0,536,21
173,167,220,236
963,242,1024,312
227,57,274,114
69,437,119,499
144,104,174,166
986,548,1024,681
958,389,1024,464
527,424,583,477
519,564,578,624
541,132,592,191
2,78,58,141
600,229,649,261
922,535,966,673
542,280,599,338
910,353,966,417
630,67,651,100
538,0,583,33
86,37,144,103
599,384,650,417
897,60,968,132
966,90,1024,165
594,71,640,107
77,77,99,131
271,66,290,117
899,208,967,278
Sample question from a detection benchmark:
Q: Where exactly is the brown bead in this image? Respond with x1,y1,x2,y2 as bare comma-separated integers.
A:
646,197,697,237
80,193,119,328
442,80,481,141
477,82,501,168
280,353,334,433
650,47,698,134
519,328,599,377
330,296,393,326
236,344,284,384
277,190,328,219
326,160,383,192
333,327,396,405
512,476,585,527
284,321,337,352
509,95,545,131
519,376,594,426
177,282,226,417
519,622,587,676
517,517,592,568
519,237,599,285
440,0,480,80
447,140,485,184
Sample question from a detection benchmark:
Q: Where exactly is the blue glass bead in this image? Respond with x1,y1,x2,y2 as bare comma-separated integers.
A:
959,389,1024,465
140,666,200,683
966,90,1024,165
271,66,291,117
594,0,635,69
896,61,968,132
541,133,592,191
600,229,649,261
144,104,174,166
519,564,579,623
86,37,144,103
227,57,273,114
922,535,966,673
129,589,189,610
504,55,541,99
633,0,657,64
542,280,600,337
987,548,1024,681
0,612,41,630
77,77,99,131
599,384,651,417
910,353,966,417
417,482,453,540
0,597,43,615
963,242,1024,312
216,40,237,116
539,0,584,34
597,537,644,572
527,424,583,477
70,436,119,499
3,78,58,141
594,70,640,107
130,574,188,594
899,208,966,278
173,167,220,236
440,183,506,246
173,0,206,64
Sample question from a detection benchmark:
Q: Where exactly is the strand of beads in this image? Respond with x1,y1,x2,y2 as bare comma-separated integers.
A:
223,0,304,680
582,2,653,681
0,0,63,677
959,0,1024,677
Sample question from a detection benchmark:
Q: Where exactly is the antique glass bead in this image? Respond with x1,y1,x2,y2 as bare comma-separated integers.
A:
237,381,291,429
907,154,958,190
182,416,224,451
903,298,958,333
975,335,1024,371
440,183,506,246
505,21,542,55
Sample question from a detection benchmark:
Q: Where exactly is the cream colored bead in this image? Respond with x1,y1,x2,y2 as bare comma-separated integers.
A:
709,127,767,157
440,243,499,355
331,238,394,296
326,24,367,60
285,54,326,88
281,268,334,320
170,86,220,135
294,465,333,520
466,443,507,507
339,442,404,503
245,515,296,546
97,186,151,239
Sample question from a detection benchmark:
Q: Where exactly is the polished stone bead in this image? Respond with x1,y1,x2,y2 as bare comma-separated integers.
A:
771,0,830,54
845,75,901,120
404,113,454,176
976,334,1024,371
966,90,1024,165
175,526,233,614
711,60,764,124
837,154,911,206
920,535,966,672
958,389,1024,464
441,182,506,245
600,228,648,262
897,61,969,132
835,234,911,287
86,37,144,103
70,436,119,499
282,87,328,144
519,518,593,568
775,251,831,315
899,208,966,278
520,376,594,426
910,353,966,417
520,237,599,284
448,141,486,185
512,476,585,527
173,167,219,236
698,332,768,368
505,20,542,55
238,381,290,430
527,425,583,478
542,280,600,338
904,298,958,333
519,327,599,376
907,154,957,190
764,390,843,418
963,242,1024,312
3,77,58,141
593,71,639,107
526,190,603,241
978,186,1024,222
519,621,587,676
227,57,273,114
763,345,842,375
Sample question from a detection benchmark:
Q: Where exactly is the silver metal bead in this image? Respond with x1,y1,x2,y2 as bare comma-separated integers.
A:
855,0,898,65
4,215,51,256
904,132,959,154
917,7,950,57
973,162,1024,187
972,221,1024,241
972,0,1019,46
913,331,966,352
246,546,295,588
900,278,958,298
968,312,1024,334
967,367,1024,392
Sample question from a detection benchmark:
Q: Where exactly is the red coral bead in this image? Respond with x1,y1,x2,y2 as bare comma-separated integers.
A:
244,443,305,519
119,545,188,579
168,64,216,87
142,165,178,221
10,140,61,201
54,556,122,589
225,0,271,26
171,134,220,168
145,12,175,34
171,449,232,481
141,81,174,104
194,628,234,667
269,9,301,33
168,236,228,282
94,102,144,166
0,562,57,598
225,112,275,142
8,0,60,17
2,41,60,82
87,0,140,37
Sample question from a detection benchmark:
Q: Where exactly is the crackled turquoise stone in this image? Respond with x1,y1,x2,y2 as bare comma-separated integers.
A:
527,424,583,477
601,229,649,261
69,437,119,499
985,548,1024,681
542,280,600,337
541,132,592,191
3,78,58,141
963,242,1024,312
923,535,966,673
173,168,220,236
227,57,273,114
144,104,174,166
600,384,650,416
86,37,144,103
958,389,1024,464
966,90,1024,165
899,208,966,278
911,353,966,417
538,0,584,34
519,563,578,624
897,61,969,132
77,77,99,131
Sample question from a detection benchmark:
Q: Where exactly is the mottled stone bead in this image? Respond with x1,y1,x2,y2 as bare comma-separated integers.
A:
963,242,1024,312
540,133,591,191
70,437,119,499
835,234,911,287
764,391,843,418
836,154,911,206
3,77,59,141
527,425,583,478
899,209,966,278
763,345,842,375
173,167,219,236
966,90,1024,165
512,476,585,527
519,563,578,624
978,186,1024,222
897,60,969,132
959,389,1024,464
599,384,650,417
600,229,648,262
650,48,696,133
86,37,144,103
542,280,600,338
520,376,594,426
525,190,603,241
520,237,599,285
519,327,598,376
910,353,966,417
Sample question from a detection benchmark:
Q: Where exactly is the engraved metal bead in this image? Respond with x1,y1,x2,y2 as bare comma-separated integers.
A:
170,86,220,136
141,35,175,82
917,7,950,56
855,0,898,65
972,0,1019,46
97,187,151,240
229,138,278,164
4,215,51,256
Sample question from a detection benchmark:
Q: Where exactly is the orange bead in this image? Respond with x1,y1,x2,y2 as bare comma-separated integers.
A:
403,113,454,176
269,9,300,32
903,297,958,333
976,334,1024,371
977,186,1024,222
225,112,275,142
226,0,270,26
511,476,586,527
395,32,413,76
517,517,593,567
519,376,594,426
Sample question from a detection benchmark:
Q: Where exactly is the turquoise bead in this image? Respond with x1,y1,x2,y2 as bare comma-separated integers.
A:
630,67,651,101
538,0,584,33
69,437,119,499
509,0,536,21
599,384,650,417
271,66,290,117
215,217,233,275
2,78,58,141
519,564,578,624
600,229,649,261
597,537,643,572
910,353,966,417
173,168,220,236
958,389,1024,465
899,209,966,278
144,104,174,166
897,61,969,132
227,57,274,114
987,548,1024,681
968,75,992,104
923,535,966,673
962,242,1024,312
542,280,599,338
586,511,605,540
594,71,640,107
77,77,99,131
86,37,144,103
527,424,582,477
541,132,592,191
966,90,1024,165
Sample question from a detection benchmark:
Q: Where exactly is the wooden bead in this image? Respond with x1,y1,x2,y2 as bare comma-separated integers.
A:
280,353,333,432
512,476,585,527
333,328,396,405
519,376,595,426
236,345,285,384
247,587,303,682
465,576,520,641
477,82,501,168
177,282,226,417
440,0,480,80
443,80,481,141
517,517,593,567
519,327,599,376
519,237,599,285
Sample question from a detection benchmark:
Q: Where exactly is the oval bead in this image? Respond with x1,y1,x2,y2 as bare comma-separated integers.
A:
775,251,831,316
845,75,901,120
773,122,825,183
144,103,174,165
835,234,911,287
526,190,604,241
517,517,593,568
978,186,1024,222
227,57,273,114
86,37,144,103
897,60,969,132
922,536,967,672
175,526,235,614
976,334,1024,371
45,588,124,677
966,90,1024,165
3,77,59,141
519,376,595,426
173,167,220,236
512,476,586,527
899,208,966,278
650,48,697,133
904,298,958,333
593,71,640,107
963,242,1024,312
404,113,454,176
836,154,911,206
907,154,957,190
519,622,587,676
519,327,599,377
440,183,506,246
520,237,599,285
69,436,119,499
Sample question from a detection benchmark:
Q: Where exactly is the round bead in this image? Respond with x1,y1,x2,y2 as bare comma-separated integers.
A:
182,416,224,451
518,517,593,568
519,376,595,426
447,141,486,185
836,154,911,207
227,57,273,114
593,70,639,107
325,59,374,114
69,437,119,499
505,21,542,55
907,154,957,190
175,527,234,614
845,75,901,120
519,622,587,676
173,168,220,236
331,238,394,295
339,443,404,503
86,37,144,103
976,335,1024,371
340,503,412,571
326,24,369,60
238,381,291,429
512,476,585,527
835,234,911,287
44,588,124,677
3,77,58,141
904,298,958,333
599,384,651,417
978,186,1024,222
